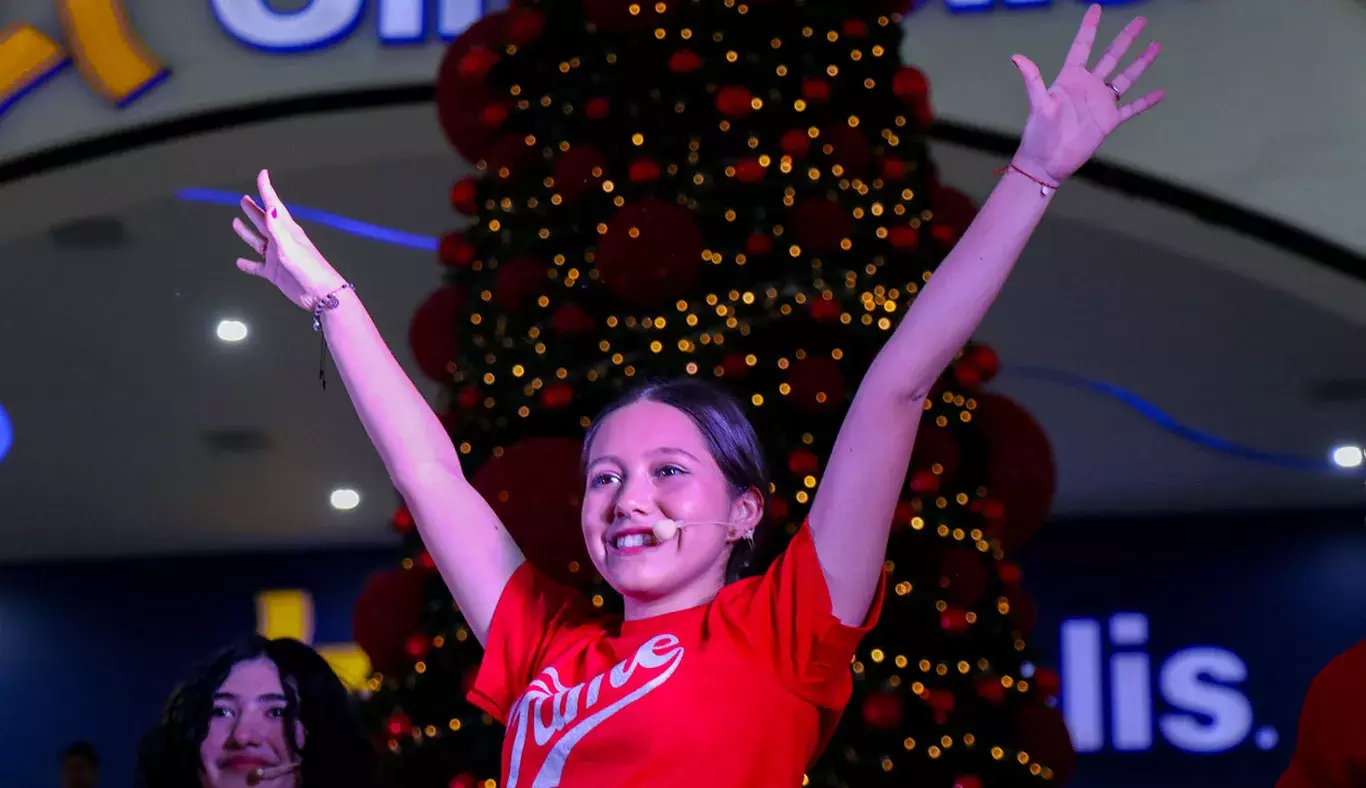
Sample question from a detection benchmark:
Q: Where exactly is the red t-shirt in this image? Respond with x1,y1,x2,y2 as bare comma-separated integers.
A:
468,521,886,787
1278,639,1366,788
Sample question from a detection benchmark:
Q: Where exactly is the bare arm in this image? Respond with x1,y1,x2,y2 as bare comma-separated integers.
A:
234,171,523,644
320,289,525,644
808,5,1165,625
809,171,1051,624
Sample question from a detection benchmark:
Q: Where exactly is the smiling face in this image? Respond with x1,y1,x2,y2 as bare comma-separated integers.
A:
199,658,303,788
582,399,762,617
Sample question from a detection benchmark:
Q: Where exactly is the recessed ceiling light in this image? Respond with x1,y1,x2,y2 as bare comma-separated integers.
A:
1331,445,1363,469
216,319,249,342
330,488,361,510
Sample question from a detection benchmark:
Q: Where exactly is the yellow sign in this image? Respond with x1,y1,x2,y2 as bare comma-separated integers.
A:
0,0,166,115
256,589,373,692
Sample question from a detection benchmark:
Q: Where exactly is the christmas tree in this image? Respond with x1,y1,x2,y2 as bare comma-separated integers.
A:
354,1,1076,786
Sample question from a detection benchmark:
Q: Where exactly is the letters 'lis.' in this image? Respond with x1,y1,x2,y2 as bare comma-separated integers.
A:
0,0,167,116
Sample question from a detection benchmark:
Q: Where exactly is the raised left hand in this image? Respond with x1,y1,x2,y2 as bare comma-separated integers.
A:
1010,4,1164,185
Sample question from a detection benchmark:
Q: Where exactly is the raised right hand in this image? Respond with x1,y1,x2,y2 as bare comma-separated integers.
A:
232,169,347,311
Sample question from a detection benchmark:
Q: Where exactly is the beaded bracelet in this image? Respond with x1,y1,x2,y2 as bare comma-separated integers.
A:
313,282,355,389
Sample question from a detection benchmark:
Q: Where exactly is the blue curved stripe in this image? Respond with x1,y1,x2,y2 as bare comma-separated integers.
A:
1003,365,1351,474
176,188,439,252
173,190,1354,475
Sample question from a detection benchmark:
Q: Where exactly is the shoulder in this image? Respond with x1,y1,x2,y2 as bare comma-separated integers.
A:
1308,640,1366,697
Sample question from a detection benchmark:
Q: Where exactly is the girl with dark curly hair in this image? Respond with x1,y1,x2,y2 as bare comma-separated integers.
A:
135,636,376,788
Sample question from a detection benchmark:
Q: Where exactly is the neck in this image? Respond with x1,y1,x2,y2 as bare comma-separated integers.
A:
621,562,727,623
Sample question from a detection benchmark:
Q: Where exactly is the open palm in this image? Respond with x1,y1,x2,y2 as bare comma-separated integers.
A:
1011,4,1165,185
232,169,346,312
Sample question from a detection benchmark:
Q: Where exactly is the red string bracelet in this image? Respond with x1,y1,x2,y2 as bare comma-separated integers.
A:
994,162,1059,196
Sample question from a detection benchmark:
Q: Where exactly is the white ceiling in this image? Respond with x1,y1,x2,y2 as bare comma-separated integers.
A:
0,106,1362,563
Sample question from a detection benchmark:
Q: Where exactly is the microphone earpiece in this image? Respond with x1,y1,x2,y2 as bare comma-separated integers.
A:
247,762,301,786
652,518,680,541
650,519,755,544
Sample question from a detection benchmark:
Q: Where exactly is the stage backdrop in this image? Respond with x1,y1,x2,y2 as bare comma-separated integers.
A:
2,507,1363,788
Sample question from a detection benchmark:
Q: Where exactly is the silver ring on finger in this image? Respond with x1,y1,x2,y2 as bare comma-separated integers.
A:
1107,81,1123,99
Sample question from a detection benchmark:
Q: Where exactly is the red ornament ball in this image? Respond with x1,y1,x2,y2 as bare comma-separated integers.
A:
595,198,702,307
801,78,832,102
1018,705,1078,784
767,497,790,524
449,177,479,214
952,360,982,389
541,382,574,410
976,677,1007,703
403,632,431,660
780,129,811,158
910,425,960,484
668,50,703,74
734,158,765,182
385,711,412,738
954,777,983,788
745,233,774,257
998,561,1024,587
932,184,979,238
809,296,841,323
391,506,415,535
506,7,544,45
585,97,611,119
438,233,477,268
821,124,871,177
471,437,591,587
551,302,596,335
434,12,509,160
893,65,930,102
553,145,608,200
493,255,549,311
450,774,477,788
628,159,661,183
791,199,853,253
888,225,920,251
584,0,674,31
408,286,463,383
456,45,499,81
787,355,846,414
861,691,903,730
482,132,535,178
1010,592,1038,637
908,469,940,495
940,547,988,605
973,393,1057,551
456,385,482,411
843,19,869,38
1035,667,1062,699
963,344,1000,382
721,353,751,379
927,689,956,716
880,157,908,182
787,449,820,476
715,86,755,118
940,607,971,633
352,568,424,675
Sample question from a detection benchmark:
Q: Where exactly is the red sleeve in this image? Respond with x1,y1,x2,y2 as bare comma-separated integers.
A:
466,560,597,723
723,520,886,709
1278,641,1366,788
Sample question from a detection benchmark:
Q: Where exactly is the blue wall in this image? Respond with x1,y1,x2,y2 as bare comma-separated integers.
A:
3,508,1362,788
1020,507,1366,787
